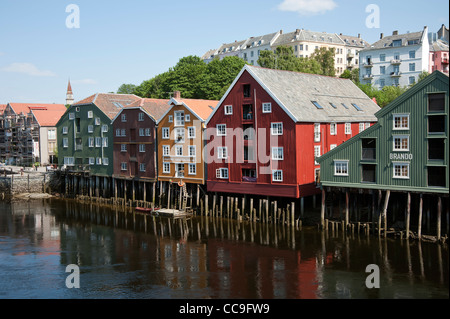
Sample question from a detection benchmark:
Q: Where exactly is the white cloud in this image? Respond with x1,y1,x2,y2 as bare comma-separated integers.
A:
278,0,338,15
0,52,5,56
72,79,98,85
2,62,56,77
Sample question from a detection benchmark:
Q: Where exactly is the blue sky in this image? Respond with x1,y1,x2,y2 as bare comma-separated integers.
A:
0,0,448,104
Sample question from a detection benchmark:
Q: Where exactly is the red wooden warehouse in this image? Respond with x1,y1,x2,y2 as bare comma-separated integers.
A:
205,65,380,198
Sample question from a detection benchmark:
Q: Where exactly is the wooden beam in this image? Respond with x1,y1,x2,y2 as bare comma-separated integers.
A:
382,190,391,238
406,192,411,240
418,194,423,240
437,197,442,241
321,188,326,229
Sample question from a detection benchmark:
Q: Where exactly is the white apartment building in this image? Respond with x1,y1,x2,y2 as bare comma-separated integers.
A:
359,26,430,89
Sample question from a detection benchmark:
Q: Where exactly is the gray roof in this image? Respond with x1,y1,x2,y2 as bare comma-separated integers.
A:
217,40,247,54
242,32,279,49
338,34,370,48
365,30,424,50
247,65,380,123
430,39,449,52
273,29,344,47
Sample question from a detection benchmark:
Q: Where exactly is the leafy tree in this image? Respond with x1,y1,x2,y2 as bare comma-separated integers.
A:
117,83,137,94
418,71,430,83
257,46,298,71
310,47,336,77
340,68,360,84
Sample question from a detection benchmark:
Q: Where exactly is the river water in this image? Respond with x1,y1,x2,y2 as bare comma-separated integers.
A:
0,198,448,299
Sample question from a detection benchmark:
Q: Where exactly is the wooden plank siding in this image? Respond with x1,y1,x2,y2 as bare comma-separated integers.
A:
317,71,449,194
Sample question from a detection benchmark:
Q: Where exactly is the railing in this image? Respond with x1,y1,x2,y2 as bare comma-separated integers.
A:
243,113,253,120
390,71,401,77
391,59,402,65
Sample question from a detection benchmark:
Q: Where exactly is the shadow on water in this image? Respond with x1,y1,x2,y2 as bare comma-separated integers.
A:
0,198,448,299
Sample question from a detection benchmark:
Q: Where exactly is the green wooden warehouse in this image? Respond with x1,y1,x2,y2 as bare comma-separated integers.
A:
317,71,448,240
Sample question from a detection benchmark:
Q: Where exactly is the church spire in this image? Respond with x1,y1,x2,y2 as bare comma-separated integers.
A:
66,79,74,106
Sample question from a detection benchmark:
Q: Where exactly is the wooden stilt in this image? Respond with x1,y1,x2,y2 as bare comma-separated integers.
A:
152,182,156,205
321,188,326,229
167,182,171,209
382,190,391,238
345,190,349,230
406,192,411,240
418,194,423,240
437,197,442,241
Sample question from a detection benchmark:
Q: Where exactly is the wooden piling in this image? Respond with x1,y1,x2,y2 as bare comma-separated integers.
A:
220,196,223,217
382,190,391,238
321,188,326,229
406,192,411,240
345,190,349,230
418,194,423,240
291,202,295,227
437,197,442,241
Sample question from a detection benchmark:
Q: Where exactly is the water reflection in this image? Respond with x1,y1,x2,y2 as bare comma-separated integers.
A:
0,199,448,299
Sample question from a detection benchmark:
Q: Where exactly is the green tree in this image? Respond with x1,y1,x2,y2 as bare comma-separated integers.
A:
418,71,430,83
310,47,336,77
340,68,360,84
117,83,137,94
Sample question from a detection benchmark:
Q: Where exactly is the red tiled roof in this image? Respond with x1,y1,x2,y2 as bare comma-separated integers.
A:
8,103,65,116
178,99,218,121
0,104,6,115
126,98,171,122
31,108,67,127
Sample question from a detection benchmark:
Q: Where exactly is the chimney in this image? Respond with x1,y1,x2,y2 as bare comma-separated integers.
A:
280,30,283,34
296,29,300,34
173,91,181,99
358,33,361,39
393,30,398,36
380,33,384,39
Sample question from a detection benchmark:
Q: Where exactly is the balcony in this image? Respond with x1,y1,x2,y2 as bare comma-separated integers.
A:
391,59,402,65
390,71,401,77
363,74,374,80
442,58,449,64
362,62,373,68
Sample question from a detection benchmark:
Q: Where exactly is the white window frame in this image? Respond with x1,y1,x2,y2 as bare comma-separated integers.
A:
359,123,365,133
334,160,349,176
103,158,109,166
175,145,183,156
116,129,121,137
87,111,93,119
69,113,75,120
102,137,108,148
393,114,410,130
188,163,196,175
175,128,185,143
163,162,170,174
393,135,409,152
314,123,321,142
95,137,101,148
121,162,127,171
139,144,145,153
121,144,127,152
216,168,229,179
185,114,190,122
393,162,410,179
272,170,283,182
217,147,228,159
102,125,108,133
162,145,170,156
224,105,233,115
188,126,196,139
262,103,272,113
96,157,102,165
272,147,284,160
62,127,68,135
330,144,337,150
330,122,337,136
63,138,69,148
95,118,101,126
88,137,94,148
121,129,126,137
139,163,146,172
89,157,95,165
168,115,173,123
121,114,127,122
217,124,226,136
139,128,145,136
345,123,352,135
64,157,75,165
162,127,170,139
174,111,185,126
189,145,196,157
138,112,145,121
314,145,321,165
271,123,283,136
88,125,94,133
145,128,151,136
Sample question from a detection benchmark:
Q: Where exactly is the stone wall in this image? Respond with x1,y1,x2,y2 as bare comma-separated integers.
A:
0,173,56,195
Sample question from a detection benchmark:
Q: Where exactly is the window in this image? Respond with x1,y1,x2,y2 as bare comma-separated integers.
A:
102,137,108,147
393,163,409,179
121,129,126,137
393,135,409,151
188,127,195,139
352,103,363,111
138,112,145,121
145,128,151,136
393,114,409,130
175,145,183,156
272,170,283,182
121,114,127,122
380,79,385,88
95,118,100,125
271,123,283,135
428,93,445,112
362,164,376,183
409,77,416,85
139,144,145,153
162,145,170,156
103,158,109,166
139,163,146,172
162,127,170,139
334,161,349,176
428,166,446,187
312,101,324,109
217,124,226,136
313,123,321,142
121,144,127,152
189,146,196,157
243,84,251,98
330,144,337,150
139,128,145,136
100,124,108,133
95,137,101,148
188,164,196,175
218,147,227,159
330,103,337,109
89,158,95,165
174,111,185,126
428,139,445,160
345,123,352,135
168,115,173,123
359,123,365,133
225,105,233,115
88,111,93,118
121,162,127,171
116,129,121,137
69,113,75,120
185,114,190,122
428,116,445,133
393,40,402,47
163,163,170,174
216,168,229,179
409,51,415,59
48,129,56,140
63,127,68,135
63,138,69,148
262,103,272,113
380,66,386,75
272,147,284,160
88,138,94,148
380,54,386,62
341,103,349,109
96,157,102,165
88,125,94,133
362,138,376,160
314,145,321,165
175,128,185,143
409,63,415,72
330,123,337,135
64,157,74,165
